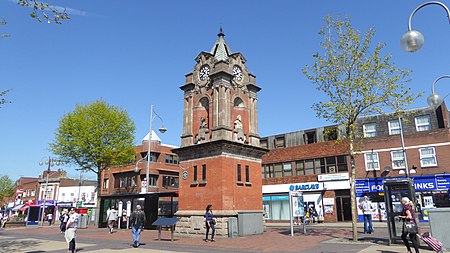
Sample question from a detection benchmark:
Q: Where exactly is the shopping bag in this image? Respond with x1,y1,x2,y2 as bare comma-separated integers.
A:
418,232,443,253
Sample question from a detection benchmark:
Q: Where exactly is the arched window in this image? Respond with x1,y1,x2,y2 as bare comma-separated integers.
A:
233,97,245,108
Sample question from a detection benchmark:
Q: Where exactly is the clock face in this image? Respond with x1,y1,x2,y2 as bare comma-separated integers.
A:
233,65,243,81
199,65,210,81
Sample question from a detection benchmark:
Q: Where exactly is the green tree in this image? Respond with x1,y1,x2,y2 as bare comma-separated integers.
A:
302,16,418,241
17,0,70,24
50,100,136,199
0,175,15,204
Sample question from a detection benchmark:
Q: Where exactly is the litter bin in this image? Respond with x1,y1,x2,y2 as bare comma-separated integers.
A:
78,214,87,229
228,217,238,238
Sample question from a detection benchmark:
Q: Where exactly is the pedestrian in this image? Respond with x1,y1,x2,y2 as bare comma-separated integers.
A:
204,204,215,242
317,205,324,223
106,207,117,234
47,212,53,226
129,205,146,248
398,197,420,253
308,206,317,223
65,207,79,253
360,196,374,234
59,209,69,233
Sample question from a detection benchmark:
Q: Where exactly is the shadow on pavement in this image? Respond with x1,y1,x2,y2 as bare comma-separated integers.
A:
0,240,41,252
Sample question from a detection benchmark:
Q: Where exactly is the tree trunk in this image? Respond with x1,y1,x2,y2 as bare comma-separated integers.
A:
350,139,358,241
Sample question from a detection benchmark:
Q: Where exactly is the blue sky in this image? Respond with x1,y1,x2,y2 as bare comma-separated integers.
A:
1,0,450,181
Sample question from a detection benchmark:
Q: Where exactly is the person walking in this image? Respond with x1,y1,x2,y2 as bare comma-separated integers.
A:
204,204,215,242
106,207,117,234
129,205,146,248
398,197,420,253
360,196,374,234
59,209,69,233
317,205,324,223
47,212,53,226
65,208,79,253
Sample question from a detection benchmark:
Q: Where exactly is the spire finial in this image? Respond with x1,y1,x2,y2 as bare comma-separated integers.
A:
218,26,224,37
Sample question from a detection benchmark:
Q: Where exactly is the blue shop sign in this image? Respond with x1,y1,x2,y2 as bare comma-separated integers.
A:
289,182,324,192
356,175,450,193
271,195,289,201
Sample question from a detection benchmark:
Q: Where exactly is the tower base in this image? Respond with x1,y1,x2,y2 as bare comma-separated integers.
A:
174,210,264,238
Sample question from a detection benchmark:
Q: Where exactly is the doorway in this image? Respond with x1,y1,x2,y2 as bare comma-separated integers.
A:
335,190,352,221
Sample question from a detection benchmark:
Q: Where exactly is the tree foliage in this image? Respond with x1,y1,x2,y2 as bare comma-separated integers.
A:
0,175,15,203
50,100,136,185
0,89,12,108
302,16,419,241
17,0,70,24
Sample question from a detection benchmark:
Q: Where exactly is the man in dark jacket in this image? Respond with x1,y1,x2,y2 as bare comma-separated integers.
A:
129,205,146,248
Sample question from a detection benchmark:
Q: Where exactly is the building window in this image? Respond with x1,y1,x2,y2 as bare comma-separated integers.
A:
162,176,179,188
363,123,377,137
364,153,380,171
304,159,314,175
263,164,273,178
245,165,250,183
260,140,268,149
165,154,179,164
391,150,406,170
283,162,292,176
275,137,285,148
388,119,401,135
193,166,198,182
325,157,336,173
419,147,437,167
304,131,316,144
202,164,207,181
415,115,431,132
274,163,283,177
324,127,338,141
337,156,348,172
117,174,136,188
237,164,242,182
144,175,158,187
315,158,325,174
295,161,304,176
103,178,109,189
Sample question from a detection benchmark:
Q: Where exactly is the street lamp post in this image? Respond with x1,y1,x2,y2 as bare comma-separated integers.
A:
38,157,60,226
401,1,450,52
145,105,167,193
427,75,450,107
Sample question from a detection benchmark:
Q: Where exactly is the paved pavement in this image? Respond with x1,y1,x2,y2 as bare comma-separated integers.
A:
0,222,442,253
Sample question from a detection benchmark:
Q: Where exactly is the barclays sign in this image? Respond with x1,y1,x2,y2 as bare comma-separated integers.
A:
289,182,324,192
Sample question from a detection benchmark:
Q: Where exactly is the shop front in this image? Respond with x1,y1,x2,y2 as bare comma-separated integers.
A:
263,175,351,222
356,174,450,222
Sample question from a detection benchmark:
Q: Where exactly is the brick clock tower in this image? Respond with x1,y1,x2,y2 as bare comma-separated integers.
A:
173,29,267,237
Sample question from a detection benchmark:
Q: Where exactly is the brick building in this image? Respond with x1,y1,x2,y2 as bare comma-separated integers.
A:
99,132,179,228
260,103,450,223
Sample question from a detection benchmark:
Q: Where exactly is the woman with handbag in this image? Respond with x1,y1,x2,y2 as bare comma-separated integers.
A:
398,197,420,253
204,204,215,242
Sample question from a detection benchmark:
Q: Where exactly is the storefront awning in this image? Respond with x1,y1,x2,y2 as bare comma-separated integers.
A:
11,204,25,211
19,205,29,212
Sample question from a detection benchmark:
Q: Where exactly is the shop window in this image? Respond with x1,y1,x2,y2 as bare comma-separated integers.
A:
419,147,437,167
388,119,401,135
363,123,377,137
391,150,406,170
274,163,283,177
415,115,431,132
304,160,314,175
237,164,242,182
295,161,304,176
364,153,380,171
283,162,292,176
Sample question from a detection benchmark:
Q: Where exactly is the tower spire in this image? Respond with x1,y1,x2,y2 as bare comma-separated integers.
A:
210,27,231,61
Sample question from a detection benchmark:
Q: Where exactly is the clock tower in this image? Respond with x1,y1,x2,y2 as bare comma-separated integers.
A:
173,29,267,237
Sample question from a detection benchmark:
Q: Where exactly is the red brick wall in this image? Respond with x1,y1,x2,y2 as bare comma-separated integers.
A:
179,155,262,211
